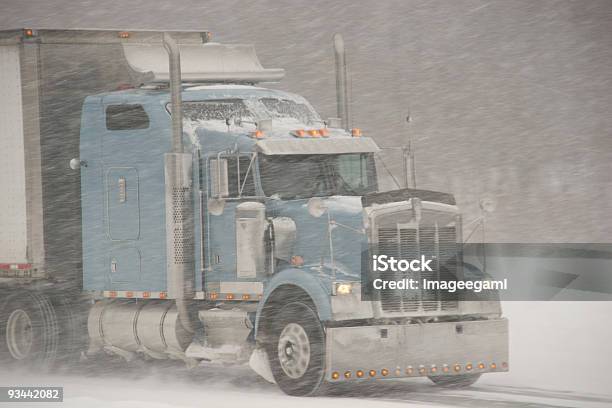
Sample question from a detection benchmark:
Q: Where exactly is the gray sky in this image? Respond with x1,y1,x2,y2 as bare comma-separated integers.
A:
2,0,612,241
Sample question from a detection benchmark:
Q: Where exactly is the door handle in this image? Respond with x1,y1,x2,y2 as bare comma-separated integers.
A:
118,177,126,203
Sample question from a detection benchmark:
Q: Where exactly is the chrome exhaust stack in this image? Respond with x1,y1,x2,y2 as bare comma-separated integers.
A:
333,33,350,130
162,33,194,333
163,32,184,154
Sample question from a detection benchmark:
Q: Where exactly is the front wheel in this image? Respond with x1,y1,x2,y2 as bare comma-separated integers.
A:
267,301,325,396
429,374,481,388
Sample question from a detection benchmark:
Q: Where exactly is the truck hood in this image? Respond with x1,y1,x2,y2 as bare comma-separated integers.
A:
267,195,366,281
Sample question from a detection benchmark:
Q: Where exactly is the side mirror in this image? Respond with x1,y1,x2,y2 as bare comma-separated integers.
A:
307,197,327,218
210,158,229,198
479,197,497,214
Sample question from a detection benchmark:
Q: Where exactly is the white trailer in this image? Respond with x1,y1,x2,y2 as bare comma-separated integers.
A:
0,38,43,272
0,29,211,366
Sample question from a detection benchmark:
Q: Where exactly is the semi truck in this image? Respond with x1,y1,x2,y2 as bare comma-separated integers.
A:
0,28,508,396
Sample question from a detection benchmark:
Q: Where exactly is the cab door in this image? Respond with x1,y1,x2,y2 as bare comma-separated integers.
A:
205,152,259,284
101,103,150,284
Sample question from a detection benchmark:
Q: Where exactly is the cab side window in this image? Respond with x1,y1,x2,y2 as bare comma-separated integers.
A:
106,104,150,130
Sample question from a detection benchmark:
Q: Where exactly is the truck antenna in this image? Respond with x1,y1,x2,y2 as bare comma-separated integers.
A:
403,114,417,189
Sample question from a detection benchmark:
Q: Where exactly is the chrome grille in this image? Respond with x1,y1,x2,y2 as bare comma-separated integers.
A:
377,223,459,313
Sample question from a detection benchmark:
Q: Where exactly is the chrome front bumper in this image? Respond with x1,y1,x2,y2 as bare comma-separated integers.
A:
325,318,508,381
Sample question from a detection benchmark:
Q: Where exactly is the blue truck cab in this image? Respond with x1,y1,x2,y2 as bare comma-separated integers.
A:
81,85,372,301
77,37,508,396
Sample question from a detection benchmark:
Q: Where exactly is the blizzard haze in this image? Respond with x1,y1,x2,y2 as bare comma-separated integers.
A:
2,0,611,242
1,1,612,407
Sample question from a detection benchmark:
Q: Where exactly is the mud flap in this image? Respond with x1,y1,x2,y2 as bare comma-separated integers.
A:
249,348,276,384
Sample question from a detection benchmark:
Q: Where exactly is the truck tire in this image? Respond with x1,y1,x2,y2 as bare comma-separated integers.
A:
429,374,481,388
0,293,8,356
267,301,326,396
53,296,87,365
0,291,59,369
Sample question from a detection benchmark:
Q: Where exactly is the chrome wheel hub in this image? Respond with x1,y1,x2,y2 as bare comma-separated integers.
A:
278,323,310,379
6,309,33,360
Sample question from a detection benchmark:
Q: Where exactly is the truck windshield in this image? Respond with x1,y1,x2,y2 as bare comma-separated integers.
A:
259,153,377,199
172,97,321,125
259,98,319,125
181,100,254,122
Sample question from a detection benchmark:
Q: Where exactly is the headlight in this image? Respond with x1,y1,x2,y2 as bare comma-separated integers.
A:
333,282,354,296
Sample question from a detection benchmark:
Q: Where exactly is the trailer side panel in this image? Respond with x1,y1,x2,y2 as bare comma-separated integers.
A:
0,45,28,264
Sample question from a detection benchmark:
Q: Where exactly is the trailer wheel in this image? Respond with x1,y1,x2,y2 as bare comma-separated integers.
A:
0,292,59,368
429,374,481,388
0,294,8,356
54,296,87,365
267,301,325,396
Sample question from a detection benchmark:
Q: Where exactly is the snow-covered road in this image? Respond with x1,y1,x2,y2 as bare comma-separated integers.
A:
2,364,611,408
2,301,611,408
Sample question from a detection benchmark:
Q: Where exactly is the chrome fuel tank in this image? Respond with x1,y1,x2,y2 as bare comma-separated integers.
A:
87,299,191,359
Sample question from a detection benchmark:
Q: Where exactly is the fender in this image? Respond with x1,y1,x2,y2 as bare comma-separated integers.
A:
254,267,332,337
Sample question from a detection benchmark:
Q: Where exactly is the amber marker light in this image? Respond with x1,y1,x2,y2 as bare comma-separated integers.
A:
490,363,497,370
331,372,340,380
351,128,362,137
418,366,426,375
251,130,265,139
209,292,218,300
356,370,364,378
118,31,130,38
344,371,351,379
406,366,414,375
241,294,250,300
369,370,376,377
308,129,320,137
24,29,35,37
466,363,473,371
478,363,485,370
454,364,461,372
290,255,304,267
225,293,235,300
381,368,389,377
